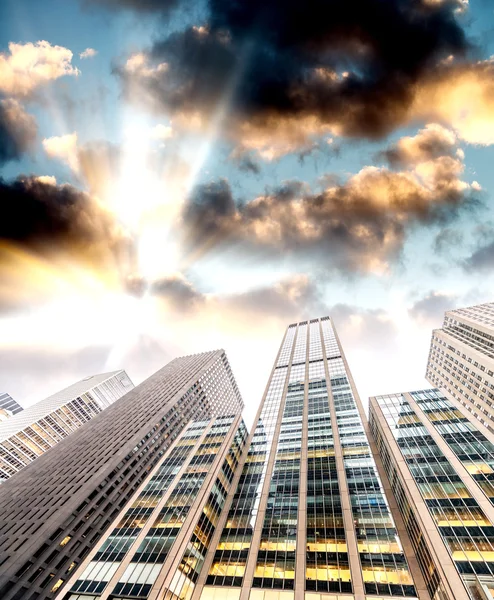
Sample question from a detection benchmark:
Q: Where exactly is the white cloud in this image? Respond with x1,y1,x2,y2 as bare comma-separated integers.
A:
79,48,98,60
35,175,57,186
42,132,79,173
0,40,80,97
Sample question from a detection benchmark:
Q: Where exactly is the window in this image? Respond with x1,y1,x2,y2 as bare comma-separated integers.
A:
50,578,64,593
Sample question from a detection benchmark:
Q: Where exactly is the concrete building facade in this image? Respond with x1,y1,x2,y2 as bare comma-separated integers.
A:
426,302,494,433
0,350,243,600
370,388,494,600
0,371,134,482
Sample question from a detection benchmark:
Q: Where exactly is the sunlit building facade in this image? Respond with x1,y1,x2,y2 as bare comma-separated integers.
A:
198,318,428,600
58,414,248,600
426,302,494,433
0,350,243,600
370,388,494,600
0,371,134,482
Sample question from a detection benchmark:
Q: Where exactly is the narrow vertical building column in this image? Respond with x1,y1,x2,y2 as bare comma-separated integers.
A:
294,321,310,599
319,320,366,600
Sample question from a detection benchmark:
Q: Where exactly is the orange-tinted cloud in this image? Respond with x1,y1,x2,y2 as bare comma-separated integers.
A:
180,126,479,274
0,175,132,272
412,59,494,146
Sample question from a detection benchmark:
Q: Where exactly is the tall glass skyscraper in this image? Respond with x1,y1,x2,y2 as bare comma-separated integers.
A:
0,350,243,600
370,388,494,600
198,318,427,600
426,302,494,433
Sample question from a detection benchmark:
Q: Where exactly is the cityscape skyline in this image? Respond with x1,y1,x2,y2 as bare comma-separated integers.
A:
0,304,492,600
1,1,494,598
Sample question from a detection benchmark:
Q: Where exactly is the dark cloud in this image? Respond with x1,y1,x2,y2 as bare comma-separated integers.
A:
180,143,480,273
236,154,261,175
408,290,457,324
0,175,131,265
117,0,469,154
225,275,326,321
151,275,204,310
433,227,464,254
0,99,37,165
463,237,494,272
181,178,236,254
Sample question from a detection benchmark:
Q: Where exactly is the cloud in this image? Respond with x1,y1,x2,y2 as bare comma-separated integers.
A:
433,227,463,254
43,132,80,172
0,40,79,97
124,270,324,323
116,0,469,156
0,175,130,267
79,48,98,59
236,154,261,174
380,123,458,168
150,274,204,310
408,290,458,324
0,98,37,165
222,275,326,320
180,127,479,274
412,59,494,146
463,237,494,272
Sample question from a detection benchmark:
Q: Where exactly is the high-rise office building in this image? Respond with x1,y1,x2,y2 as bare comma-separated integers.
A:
0,350,243,600
58,414,247,600
426,302,494,433
0,392,23,416
370,388,494,600
0,371,134,482
194,318,428,600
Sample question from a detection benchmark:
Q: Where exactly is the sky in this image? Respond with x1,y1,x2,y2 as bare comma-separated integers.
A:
1,0,494,428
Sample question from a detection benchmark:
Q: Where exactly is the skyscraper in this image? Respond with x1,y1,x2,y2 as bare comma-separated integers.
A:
426,302,494,433
197,318,428,600
0,371,134,482
57,414,248,600
0,350,243,600
0,392,23,416
370,388,494,600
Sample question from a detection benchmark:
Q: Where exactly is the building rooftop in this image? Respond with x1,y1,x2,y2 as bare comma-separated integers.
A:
0,371,126,442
